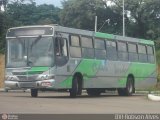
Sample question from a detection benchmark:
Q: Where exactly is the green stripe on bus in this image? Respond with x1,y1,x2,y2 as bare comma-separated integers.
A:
95,32,114,39
139,39,154,45
118,63,156,86
60,59,101,88
28,67,49,75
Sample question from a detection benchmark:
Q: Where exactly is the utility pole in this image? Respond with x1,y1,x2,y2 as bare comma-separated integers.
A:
123,0,125,36
95,16,97,32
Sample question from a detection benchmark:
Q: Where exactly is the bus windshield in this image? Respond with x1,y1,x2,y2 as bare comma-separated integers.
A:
7,37,54,68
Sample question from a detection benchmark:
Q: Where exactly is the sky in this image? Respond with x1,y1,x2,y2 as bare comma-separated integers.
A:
35,0,62,7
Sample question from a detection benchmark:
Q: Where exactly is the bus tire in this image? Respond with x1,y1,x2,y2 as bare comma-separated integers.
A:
69,76,78,98
31,89,38,97
118,76,134,96
87,89,101,96
77,77,82,95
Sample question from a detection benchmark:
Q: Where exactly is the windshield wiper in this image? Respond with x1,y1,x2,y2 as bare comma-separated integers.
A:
31,35,42,50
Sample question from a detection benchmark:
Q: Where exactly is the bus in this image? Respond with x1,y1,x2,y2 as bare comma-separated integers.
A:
5,25,157,98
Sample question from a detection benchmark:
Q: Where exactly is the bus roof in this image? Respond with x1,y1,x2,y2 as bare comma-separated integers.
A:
7,25,154,45
55,25,154,46
95,32,154,46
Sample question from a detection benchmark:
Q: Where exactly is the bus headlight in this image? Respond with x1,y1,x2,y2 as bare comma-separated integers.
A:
37,74,55,80
5,75,19,81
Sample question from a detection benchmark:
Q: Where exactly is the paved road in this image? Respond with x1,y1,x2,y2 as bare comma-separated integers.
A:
0,91,160,114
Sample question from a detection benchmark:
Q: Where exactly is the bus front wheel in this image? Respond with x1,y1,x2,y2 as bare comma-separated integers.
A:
31,89,38,97
118,76,134,96
69,76,78,98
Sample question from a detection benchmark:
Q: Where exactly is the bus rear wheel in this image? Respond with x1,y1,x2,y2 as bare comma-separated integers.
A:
118,76,134,96
87,89,101,96
31,89,38,97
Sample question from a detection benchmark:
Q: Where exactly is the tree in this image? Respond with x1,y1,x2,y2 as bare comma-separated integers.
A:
0,12,13,53
7,2,60,25
60,0,122,34
112,0,160,40
7,1,37,25
35,4,61,25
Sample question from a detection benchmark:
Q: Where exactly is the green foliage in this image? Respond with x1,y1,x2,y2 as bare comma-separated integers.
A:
112,0,160,40
60,0,160,40
35,4,60,25
60,0,122,34
60,0,98,30
0,12,13,53
7,2,61,25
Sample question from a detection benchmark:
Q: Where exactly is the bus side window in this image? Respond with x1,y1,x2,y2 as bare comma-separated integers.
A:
117,41,128,61
55,37,67,56
95,38,106,60
106,40,117,61
69,35,82,58
81,36,94,59
138,44,147,63
55,37,68,66
128,43,138,62
147,46,155,63
55,38,60,56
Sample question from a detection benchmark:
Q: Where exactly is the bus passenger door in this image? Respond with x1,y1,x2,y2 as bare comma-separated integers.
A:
54,37,70,88
55,37,68,66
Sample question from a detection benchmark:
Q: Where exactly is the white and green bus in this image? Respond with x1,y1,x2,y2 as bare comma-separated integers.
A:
5,25,157,98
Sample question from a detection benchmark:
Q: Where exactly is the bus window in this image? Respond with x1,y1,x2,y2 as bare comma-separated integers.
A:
70,35,81,58
117,42,128,61
147,46,155,63
95,39,106,59
138,45,147,63
128,43,138,62
106,40,117,60
95,39,105,49
70,35,80,47
70,47,81,58
81,37,93,48
81,37,94,59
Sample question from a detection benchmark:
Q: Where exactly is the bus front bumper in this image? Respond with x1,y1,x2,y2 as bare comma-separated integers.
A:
5,79,55,89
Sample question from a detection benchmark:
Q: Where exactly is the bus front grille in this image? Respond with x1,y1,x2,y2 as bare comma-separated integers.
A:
17,75,37,81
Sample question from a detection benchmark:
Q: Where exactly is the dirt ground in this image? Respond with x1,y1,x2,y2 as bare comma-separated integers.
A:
0,92,160,114
0,54,5,88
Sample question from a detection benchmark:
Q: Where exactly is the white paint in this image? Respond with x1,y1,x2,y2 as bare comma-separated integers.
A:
148,94,160,102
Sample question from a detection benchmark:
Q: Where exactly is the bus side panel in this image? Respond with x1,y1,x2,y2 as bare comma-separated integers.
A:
55,59,157,90
133,63,157,89
54,59,81,89
83,61,130,88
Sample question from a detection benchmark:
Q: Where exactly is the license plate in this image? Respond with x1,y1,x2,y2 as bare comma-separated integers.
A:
41,82,52,87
